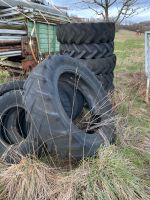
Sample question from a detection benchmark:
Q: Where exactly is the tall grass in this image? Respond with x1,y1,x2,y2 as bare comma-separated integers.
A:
0,146,149,200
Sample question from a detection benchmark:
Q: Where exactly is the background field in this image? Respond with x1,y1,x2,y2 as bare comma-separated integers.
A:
115,30,150,148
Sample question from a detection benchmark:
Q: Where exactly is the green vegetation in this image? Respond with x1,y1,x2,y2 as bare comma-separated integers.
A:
0,71,9,84
115,30,144,73
115,30,150,143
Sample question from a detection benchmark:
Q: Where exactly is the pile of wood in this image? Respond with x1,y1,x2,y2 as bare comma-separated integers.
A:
0,20,27,58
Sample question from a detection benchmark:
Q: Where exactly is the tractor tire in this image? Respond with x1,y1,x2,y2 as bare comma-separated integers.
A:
21,55,115,159
96,73,114,92
78,55,116,75
0,90,29,157
57,22,115,44
60,42,114,59
0,80,24,96
0,80,84,160
59,81,84,120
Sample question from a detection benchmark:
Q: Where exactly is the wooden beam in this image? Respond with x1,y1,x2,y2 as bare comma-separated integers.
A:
0,60,22,69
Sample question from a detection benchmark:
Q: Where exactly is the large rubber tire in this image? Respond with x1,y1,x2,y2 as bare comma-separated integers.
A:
0,80,24,96
79,55,116,75
60,42,114,59
59,81,84,119
96,73,114,92
0,90,29,157
57,22,115,44
0,80,84,161
21,55,115,159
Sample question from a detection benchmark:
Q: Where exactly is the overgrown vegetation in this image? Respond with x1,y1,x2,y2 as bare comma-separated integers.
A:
0,146,149,200
0,30,149,199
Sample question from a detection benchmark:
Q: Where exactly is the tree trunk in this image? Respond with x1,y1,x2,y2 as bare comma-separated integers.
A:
104,0,109,22
104,7,109,21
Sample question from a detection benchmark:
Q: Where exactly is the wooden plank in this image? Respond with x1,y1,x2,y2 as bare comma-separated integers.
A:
0,60,22,69
0,23,25,30
0,29,27,35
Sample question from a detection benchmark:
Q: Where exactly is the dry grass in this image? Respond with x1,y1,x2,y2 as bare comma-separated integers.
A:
0,146,149,200
0,156,74,200
128,72,147,98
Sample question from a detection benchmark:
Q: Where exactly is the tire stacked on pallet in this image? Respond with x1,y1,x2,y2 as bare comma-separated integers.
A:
57,22,116,92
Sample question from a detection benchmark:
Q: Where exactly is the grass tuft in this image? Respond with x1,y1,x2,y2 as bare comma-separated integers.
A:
0,157,67,200
74,146,150,200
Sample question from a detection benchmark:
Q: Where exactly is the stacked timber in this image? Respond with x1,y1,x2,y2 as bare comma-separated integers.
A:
0,21,27,58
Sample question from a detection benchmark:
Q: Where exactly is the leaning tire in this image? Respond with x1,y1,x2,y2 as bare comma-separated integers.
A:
96,73,114,92
57,23,115,44
22,55,115,159
60,42,114,59
59,81,84,119
0,90,29,157
0,80,24,96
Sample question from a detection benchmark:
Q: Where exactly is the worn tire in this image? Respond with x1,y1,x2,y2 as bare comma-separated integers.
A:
21,55,115,159
96,73,114,92
0,80,84,160
57,22,115,44
0,90,29,157
0,80,24,96
60,42,114,59
59,81,84,119
0,80,29,157
79,54,116,75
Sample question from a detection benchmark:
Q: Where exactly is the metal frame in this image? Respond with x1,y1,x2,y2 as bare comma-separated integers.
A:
145,31,150,103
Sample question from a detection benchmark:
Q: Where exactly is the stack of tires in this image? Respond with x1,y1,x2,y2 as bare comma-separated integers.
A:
0,23,116,163
57,22,116,92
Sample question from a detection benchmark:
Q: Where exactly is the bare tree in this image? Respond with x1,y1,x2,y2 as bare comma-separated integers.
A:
78,0,146,23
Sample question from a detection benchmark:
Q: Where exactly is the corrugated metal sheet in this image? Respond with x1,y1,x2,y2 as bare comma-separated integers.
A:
0,0,67,17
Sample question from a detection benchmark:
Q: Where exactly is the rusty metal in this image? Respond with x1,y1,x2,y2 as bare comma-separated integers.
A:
22,59,37,72
0,45,21,51
21,36,39,72
0,40,21,45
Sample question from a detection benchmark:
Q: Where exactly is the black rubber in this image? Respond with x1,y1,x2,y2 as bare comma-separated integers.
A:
21,55,115,159
96,73,114,92
78,55,116,75
0,80,24,96
60,42,114,59
59,81,84,120
0,90,29,157
57,22,115,44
